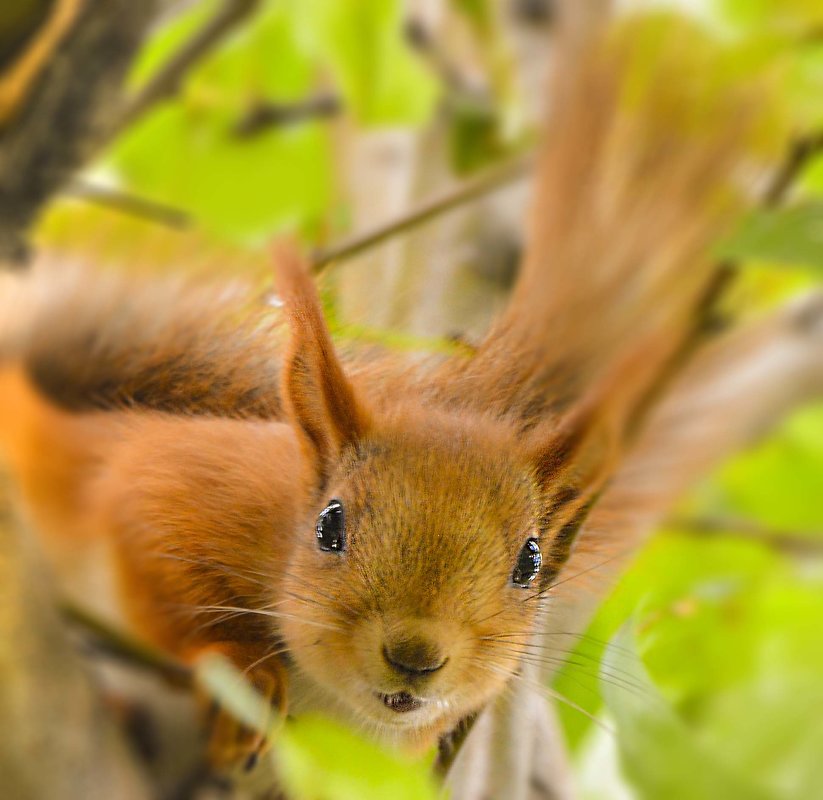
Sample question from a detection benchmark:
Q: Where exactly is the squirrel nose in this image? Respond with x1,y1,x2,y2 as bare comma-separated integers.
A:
382,637,448,678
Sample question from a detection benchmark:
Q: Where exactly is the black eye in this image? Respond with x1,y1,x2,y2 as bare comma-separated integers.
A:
511,537,541,587
316,499,345,552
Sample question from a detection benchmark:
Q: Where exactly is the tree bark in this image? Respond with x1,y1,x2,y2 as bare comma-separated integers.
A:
0,0,162,265
0,476,150,800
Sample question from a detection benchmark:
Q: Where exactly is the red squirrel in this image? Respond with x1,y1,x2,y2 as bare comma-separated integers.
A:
0,32,754,767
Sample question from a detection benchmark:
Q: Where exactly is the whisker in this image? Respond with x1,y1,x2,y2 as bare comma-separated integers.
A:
243,645,290,677
484,664,614,735
478,639,653,699
194,605,344,633
524,547,637,603
156,552,273,591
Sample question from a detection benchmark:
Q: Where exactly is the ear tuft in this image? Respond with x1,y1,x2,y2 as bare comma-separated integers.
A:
274,241,370,484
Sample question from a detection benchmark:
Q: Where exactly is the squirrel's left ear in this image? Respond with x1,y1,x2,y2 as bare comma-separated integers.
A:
275,243,371,486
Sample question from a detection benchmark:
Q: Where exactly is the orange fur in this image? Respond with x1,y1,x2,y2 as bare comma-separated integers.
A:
0,27,763,763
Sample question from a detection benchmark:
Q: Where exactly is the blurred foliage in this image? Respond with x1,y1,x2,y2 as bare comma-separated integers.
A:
277,717,437,800
198,655,438,800
107,0,437,245
719,0,823,35
719,202,823,271
559,402,823,799
601,630,773,800
30,0,823,797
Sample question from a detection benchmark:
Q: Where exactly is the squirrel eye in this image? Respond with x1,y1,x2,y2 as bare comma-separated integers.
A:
316,499,345,553
511,537,541,587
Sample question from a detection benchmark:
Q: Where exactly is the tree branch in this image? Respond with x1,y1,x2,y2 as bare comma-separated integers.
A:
0,0,83,127
231,92,341,138
64,179,192,228
666,515,823,557
61,600,193,689
0,0,163,266
310,154,533,273
762,130,823,208
0,483,150,798
112,0,262,136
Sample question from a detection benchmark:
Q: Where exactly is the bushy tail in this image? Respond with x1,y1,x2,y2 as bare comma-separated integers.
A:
0,256,284,418
450,19,759,429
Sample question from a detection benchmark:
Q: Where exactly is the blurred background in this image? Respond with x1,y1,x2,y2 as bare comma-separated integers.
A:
2,1,823,799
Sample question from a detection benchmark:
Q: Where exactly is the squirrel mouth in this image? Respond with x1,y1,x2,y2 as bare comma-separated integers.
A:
377,691,422,713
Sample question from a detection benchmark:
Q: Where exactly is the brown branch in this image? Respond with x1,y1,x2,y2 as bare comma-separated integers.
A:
65,179,192,228
0,0,83,127
61,600,193,689
310,154,533,273
762,130,823,208
112,0,261,136
0,0,163,266
231,92,341,138
666,516,823,557
404,17,481,98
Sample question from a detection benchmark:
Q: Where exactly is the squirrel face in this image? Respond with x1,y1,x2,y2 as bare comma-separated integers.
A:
277,415,544,742
274,245,604,744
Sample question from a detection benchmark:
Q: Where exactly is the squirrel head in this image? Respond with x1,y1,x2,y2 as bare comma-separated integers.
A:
273,246,606,743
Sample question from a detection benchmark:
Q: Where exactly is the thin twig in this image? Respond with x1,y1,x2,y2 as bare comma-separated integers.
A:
404,17,481,98
666,516,823,557
61,600,193,689
762,130,823,208
65,179,191,228
310,154,533,273
0,0,84,127
231,93,341,139
112,0,261,136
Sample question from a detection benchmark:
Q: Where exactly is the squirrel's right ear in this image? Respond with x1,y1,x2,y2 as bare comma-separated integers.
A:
275,243,371,486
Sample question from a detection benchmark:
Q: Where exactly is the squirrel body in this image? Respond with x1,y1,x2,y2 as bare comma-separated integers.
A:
0,351,549,752
0,31,755,762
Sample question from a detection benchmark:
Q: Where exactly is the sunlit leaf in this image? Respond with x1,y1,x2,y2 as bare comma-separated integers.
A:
196,656,437,800
717,202,823,271
291,0,439,126
603,628,774,800
107,3,333,243
710,403,823,529
720,0,823,35
277,715,437,800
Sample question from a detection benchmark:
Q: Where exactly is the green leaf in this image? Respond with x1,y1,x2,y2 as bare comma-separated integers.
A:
710,402,823,530
107,3,333,243
716,202,823,271
450,0,493,37
720,0,823,35
292,0,439,126
276,715,437,800
197,656,437,799
602,628,775,800
448,98,508,175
